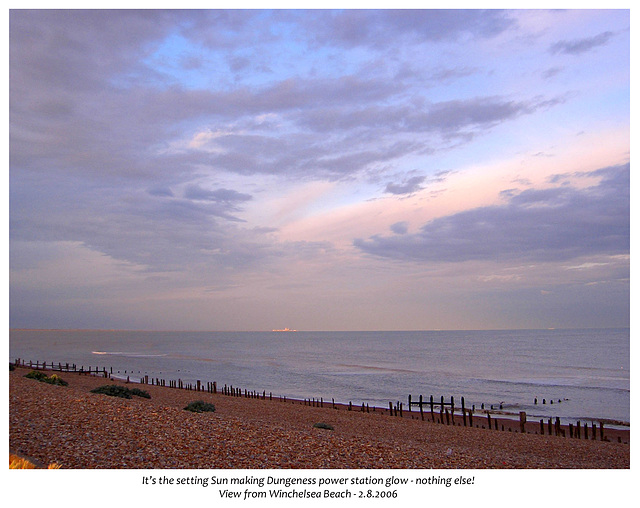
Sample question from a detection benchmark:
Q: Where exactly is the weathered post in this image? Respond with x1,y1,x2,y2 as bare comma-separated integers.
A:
419,395,424,421
408,394,412,413
519,412,526,433
451,396,455,425
461,397,466,426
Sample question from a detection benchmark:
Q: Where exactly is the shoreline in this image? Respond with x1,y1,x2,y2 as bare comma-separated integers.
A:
9,365,630,469
13,358,630,431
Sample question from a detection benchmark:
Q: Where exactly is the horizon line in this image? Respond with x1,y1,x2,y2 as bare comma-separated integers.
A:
8,326,630,333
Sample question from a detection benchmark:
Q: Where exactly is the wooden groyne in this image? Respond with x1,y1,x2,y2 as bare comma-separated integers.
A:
11,359,628,444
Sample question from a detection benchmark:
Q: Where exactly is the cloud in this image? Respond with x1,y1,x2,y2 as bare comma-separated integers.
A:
9,9,569,191
385,176,426,195
354,163,629,263
9,10,630,330
549,31,615,55
183,185,252,205
148,186,174,197
390,222,409,235
308,10,516,48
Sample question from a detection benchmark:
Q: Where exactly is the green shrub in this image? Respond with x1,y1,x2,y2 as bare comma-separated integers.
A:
90,385,151,399
25,370,48,381
184,400,216,413
91,384,133,398
128,387,151,399
24,370,68,386
313,422,334,430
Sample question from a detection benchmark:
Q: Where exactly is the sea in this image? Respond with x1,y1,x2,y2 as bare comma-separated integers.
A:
9,328,630,428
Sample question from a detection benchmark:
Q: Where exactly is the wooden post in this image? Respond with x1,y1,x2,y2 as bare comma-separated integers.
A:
600,422,604,441
419,395,424,421
576,421,581,439
592,422,596,440
584,422,588,439
445,409,450,425
461,397,466,426
540,419,544,435
519,412,526,433
487,412,491,430
451,396,455,425
555,417,560,437
389,401,393,415
569,423,573,438
468,409,473,427
408,394,412,412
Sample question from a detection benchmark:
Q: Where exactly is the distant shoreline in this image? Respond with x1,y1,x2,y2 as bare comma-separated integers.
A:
8,326,632,333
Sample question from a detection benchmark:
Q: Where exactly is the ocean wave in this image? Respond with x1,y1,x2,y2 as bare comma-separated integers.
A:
91,351,167,358
470,377,630,393
334,363,420,375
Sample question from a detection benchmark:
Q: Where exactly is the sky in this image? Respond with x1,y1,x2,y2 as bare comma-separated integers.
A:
8,8,630,331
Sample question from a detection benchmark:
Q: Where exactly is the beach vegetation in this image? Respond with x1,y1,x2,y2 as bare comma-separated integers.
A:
90,385,151,399
184,400,216,413
24,370,69,386
128,387,152,399
313,422,334,430
9,453,61,469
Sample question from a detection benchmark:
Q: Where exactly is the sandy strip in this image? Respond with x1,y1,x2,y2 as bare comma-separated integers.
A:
9,366,629,469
